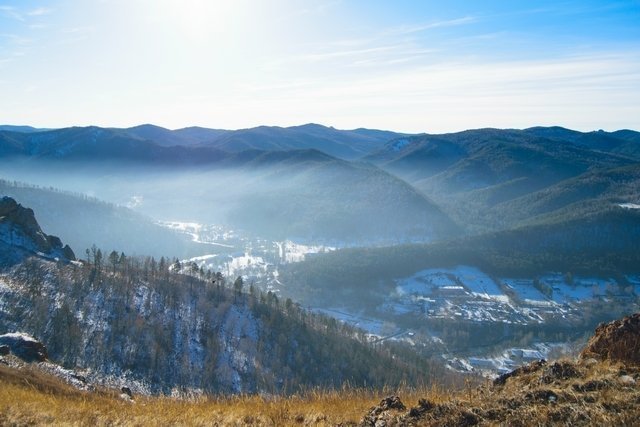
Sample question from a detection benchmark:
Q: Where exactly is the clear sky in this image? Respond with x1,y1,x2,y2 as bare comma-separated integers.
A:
1,0,639,132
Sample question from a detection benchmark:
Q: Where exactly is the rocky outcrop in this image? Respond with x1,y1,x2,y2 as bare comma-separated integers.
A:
0,333,48,362
581,313,640,366
493,359,547,386
359,358,640,426
360,396,407,427
0,196,75,263
359,314,640,426
360,396,480,427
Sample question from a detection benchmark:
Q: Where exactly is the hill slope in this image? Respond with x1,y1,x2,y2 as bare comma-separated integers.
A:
487,163,640,229
0,202,434,394
1,315,639,426
281,204,640,309
366,127,638,233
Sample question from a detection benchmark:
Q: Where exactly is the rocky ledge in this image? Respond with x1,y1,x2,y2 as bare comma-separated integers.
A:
0,196,75,263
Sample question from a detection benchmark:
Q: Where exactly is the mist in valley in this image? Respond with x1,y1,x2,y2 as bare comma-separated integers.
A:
0,156,455,250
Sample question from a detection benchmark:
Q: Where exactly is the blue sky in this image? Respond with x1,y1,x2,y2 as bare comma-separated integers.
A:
1,0,639,132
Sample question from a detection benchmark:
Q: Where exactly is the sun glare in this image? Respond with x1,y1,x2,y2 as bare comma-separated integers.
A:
156,0,238,40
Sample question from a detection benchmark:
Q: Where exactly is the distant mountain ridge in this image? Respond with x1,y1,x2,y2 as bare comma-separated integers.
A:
368,127,639,182
117,124,229,147
0,126,230,164
2,124,636,166
0,125,50,133
0,123,407,161
199,123,407,159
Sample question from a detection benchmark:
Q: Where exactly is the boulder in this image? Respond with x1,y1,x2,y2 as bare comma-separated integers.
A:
540,361,582,384
360,396,406,427
121,386,133,398
0,333,48,362
494,359,547,386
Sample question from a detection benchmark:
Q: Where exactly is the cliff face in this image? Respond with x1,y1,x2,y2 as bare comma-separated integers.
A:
0,196,75,264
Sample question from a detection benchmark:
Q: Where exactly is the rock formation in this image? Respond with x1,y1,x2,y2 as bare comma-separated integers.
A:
581,313,640,366
0,196,75,263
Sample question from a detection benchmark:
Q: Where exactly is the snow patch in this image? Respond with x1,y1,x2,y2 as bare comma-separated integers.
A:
502,278,552,306
126,195,144,209
274,240,334,263
396,266,507,302
619,203,640,209
0,332,39,343
157,221,235,248
540,274,612,304
313,307,386,336
390,138,411,152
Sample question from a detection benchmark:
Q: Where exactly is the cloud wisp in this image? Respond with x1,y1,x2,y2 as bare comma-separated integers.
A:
0,5,24,21
384,16,478,36
27,7,52,17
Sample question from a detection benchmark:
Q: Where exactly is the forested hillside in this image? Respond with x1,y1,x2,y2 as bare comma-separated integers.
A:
282,205,640,307
365,127,639,233
0,255,434,393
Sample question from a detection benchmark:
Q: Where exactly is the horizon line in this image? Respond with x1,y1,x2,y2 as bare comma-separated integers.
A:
1,122,638,135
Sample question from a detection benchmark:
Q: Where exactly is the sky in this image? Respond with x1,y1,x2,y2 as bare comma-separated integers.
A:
0,0,639,133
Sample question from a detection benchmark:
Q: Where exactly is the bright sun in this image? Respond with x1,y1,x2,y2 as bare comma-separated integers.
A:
156,0,239,40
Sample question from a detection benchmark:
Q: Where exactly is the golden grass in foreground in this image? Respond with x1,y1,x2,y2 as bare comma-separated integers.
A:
0,364,445,426
0,384,442,426
2,359,640,426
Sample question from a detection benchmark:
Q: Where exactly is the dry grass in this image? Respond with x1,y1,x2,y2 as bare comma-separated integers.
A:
0,364,443,426
0,384,441,426
2,359,639,426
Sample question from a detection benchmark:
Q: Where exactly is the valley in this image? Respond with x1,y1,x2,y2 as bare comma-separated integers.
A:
160,220,640,379
0,123,639,397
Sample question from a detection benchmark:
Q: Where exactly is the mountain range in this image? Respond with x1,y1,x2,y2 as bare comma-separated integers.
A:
1,122,639,242
0,121,639,400
0,123,406,162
